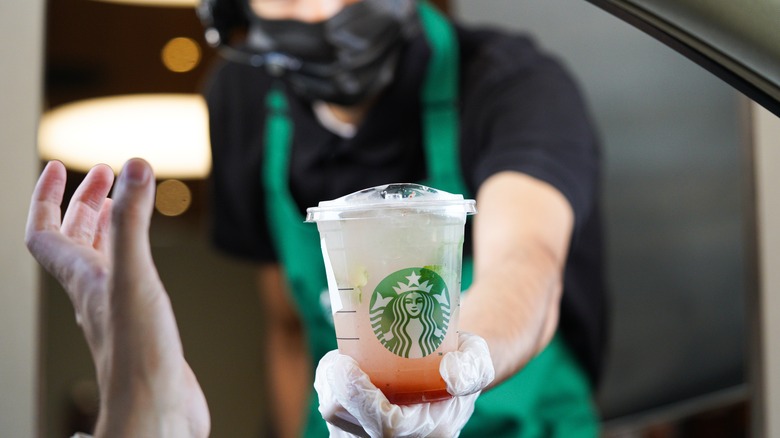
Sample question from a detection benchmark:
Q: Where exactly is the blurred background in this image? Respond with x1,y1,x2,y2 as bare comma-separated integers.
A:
3,0,779,436
454,2,748,433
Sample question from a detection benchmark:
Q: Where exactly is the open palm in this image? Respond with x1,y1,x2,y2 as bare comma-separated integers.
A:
26,159,209,437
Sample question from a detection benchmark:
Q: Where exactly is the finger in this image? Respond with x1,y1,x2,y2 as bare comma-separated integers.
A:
440,332,495,396
323,352,395,438
315,351,372,438
108,159,187,365
327,412,369,438
93,198,113,256
110,158,157,293
26,160,67,237
425,391,481,437
326,422,365,438
61,164,115,246
26,161,74,280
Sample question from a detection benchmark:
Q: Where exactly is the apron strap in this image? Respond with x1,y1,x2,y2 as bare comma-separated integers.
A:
417,1,473,288
262,84,295,213
418,1,469,198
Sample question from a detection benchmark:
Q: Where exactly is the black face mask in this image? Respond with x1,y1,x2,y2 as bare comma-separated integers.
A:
243,0,420,105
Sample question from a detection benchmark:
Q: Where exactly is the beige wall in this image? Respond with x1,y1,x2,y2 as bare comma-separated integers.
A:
752,102,780,438
0,0,44,436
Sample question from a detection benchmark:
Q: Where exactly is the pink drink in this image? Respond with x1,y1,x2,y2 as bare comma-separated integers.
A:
306,184,476,404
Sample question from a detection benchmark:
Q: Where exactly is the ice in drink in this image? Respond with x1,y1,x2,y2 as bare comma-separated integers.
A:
306,183,476,404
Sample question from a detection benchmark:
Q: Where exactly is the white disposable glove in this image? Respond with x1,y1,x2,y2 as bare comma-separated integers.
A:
314,332,495,438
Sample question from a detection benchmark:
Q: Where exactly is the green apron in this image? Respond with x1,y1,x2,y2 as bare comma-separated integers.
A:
261,3,599,436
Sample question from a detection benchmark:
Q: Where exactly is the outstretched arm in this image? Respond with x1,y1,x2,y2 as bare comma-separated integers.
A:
26,159,210,437
462,170,574,386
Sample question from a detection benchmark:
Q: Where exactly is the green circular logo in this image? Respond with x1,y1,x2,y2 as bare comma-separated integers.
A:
369,268,451,358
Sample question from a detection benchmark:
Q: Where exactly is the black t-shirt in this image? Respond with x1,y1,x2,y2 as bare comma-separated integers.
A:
205,24,607,384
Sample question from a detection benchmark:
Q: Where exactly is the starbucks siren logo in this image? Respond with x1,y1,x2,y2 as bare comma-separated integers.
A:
370,268,451,358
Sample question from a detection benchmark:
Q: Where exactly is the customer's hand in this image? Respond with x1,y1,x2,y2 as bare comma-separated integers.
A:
314,332,494,437
26,159,210,437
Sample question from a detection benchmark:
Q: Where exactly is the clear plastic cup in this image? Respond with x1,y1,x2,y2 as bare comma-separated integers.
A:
306,183,476,404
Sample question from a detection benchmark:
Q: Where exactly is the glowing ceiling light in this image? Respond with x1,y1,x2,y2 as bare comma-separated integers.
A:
89,0,198,7
162,37,202,73
38,94,211,179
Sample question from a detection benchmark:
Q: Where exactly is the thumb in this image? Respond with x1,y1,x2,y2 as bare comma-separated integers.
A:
441,332,495,396
110,158,159,298
108,159,184,360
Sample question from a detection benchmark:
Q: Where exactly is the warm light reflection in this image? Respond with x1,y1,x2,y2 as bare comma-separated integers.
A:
156,179,192,216
89,0,198,7
162,37,201,73
38,94,211,179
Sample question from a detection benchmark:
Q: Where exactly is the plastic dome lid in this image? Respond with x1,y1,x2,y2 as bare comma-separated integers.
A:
305,183,476,222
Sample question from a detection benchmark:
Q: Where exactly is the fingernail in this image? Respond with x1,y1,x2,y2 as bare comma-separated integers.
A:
122,160,149,185
44,160,60,171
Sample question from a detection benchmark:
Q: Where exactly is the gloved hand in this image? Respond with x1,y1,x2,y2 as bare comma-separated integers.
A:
314,332,495,438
